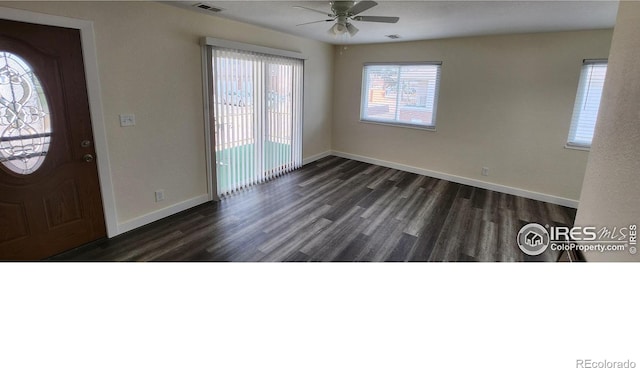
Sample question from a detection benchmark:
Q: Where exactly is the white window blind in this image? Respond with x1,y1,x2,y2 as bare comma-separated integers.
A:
567,60,608,148
360,62,441,129
210,47,303,196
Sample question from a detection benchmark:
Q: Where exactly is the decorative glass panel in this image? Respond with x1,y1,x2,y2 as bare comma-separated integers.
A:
0,51,51,175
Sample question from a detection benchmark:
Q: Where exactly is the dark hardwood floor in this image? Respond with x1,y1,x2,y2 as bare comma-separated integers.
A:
51,156,576,262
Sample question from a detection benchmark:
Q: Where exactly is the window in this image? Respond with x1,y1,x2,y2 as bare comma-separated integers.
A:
208,46,303,197
360,62,441,129
567,60,608,149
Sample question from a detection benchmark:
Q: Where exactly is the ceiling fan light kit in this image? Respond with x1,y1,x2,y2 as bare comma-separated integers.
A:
328,22,345,35
295,1,399,39
328,19,359,37
346,22,359,36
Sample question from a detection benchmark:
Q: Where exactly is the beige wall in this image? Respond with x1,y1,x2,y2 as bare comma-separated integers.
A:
0,1,620,239
0,1,334,226
575,1,640,262
332,30,612,202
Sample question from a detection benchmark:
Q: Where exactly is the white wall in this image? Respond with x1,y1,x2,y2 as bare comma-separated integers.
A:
332,30,612,203
0,1,334,231
575,1,640,262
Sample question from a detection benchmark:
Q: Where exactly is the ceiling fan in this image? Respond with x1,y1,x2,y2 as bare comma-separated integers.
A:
294,1,399,38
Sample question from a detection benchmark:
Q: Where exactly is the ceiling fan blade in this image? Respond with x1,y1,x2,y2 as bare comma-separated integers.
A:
296,19,334,26
352,15,399,23
292,6,332,17
347,1,378,16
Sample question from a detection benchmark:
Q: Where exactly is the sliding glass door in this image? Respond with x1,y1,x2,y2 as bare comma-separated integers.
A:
210,48,303,196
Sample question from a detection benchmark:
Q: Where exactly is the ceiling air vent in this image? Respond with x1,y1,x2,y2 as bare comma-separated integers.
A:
193,3,223,13
385,34,401,40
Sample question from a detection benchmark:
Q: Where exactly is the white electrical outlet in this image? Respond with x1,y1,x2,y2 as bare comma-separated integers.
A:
119,114,136,127
481,167,489,176
155,190,165,202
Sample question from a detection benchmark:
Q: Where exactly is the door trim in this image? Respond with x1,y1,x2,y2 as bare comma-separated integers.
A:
0,7,118,237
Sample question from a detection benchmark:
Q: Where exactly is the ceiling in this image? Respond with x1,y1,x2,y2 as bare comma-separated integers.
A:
168,1,619,45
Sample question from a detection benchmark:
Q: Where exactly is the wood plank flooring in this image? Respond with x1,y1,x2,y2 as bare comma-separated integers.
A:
51,156,576,262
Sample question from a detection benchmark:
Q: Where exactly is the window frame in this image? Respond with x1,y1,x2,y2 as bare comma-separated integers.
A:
360,61,442,131
565,59,608,151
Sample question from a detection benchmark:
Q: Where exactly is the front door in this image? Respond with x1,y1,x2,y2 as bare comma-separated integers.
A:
0,19,106,260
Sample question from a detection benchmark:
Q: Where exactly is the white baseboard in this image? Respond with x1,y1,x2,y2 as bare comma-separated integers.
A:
114,150,578,237
114,151,329,237
116,194,210,235
331,150,579,208
303,150,332,165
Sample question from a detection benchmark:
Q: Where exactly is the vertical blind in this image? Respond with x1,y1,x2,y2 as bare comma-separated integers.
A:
211,47,303,196
567,59,608,148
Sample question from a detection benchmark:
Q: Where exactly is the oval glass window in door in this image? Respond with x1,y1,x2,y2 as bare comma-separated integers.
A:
0,51,52,175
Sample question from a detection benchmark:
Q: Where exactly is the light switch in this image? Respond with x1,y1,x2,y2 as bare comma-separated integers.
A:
119,114,135,127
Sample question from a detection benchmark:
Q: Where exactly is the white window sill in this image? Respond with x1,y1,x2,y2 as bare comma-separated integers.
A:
360,120,437,132
564,144,591,151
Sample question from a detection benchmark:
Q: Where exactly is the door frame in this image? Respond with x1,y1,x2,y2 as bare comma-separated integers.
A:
0,7,118,237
